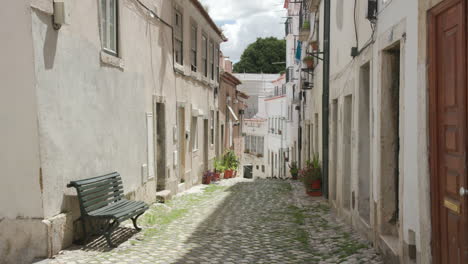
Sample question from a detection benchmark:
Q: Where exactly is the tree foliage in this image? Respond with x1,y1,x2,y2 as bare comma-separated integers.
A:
233,37,286,74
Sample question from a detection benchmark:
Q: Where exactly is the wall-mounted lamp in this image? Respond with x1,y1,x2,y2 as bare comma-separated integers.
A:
53,0,70,30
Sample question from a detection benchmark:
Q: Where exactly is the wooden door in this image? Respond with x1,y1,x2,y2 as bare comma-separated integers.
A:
429,0,468,263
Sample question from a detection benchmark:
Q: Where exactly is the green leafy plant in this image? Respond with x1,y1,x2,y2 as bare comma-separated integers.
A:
222,150,239,171
289,162,299,179
303,56,314,63
302,20,310,30
299,155,321,191
214,158,226,173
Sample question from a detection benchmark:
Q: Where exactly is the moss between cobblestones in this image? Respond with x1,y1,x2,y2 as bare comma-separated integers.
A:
139,184,229,238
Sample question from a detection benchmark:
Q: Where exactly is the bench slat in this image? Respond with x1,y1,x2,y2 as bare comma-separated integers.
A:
79,181,123,197
68,172,121,186
84,196,123,212
77,178,122,192
114,204,148,218
117,206,148,222
89,200,144,217
89,200,131,215
81,185,123,202
82,190,124,208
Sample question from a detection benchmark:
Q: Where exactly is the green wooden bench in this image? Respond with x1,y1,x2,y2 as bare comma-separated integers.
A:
67,172,149,247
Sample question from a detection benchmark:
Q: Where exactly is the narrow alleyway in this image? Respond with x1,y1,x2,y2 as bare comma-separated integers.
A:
48,179,382,264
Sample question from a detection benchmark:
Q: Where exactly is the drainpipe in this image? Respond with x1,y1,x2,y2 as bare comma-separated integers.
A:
322,0,330,199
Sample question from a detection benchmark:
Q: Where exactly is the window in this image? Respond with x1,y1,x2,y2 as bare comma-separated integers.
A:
100,0,118,55
202,34,208,77
190,23,197,71
210,110,214,144
173,8,183,65
191,116,198,151
209,40,214,80
215,44,220,81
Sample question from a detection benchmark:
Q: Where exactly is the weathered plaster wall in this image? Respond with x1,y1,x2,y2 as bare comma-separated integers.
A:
0,1,46,262
31,0,174,220
310,0,423,262
415,0,445,263
0,0,43,220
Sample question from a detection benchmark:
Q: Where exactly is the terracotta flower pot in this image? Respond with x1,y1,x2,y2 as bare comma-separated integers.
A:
224,170,233,179
307,190,323,197
311,180,321,190
305,59,314,68
310,41,319,51
213,172,221,181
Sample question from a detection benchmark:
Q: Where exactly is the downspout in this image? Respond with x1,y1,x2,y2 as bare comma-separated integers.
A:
322,0,330,199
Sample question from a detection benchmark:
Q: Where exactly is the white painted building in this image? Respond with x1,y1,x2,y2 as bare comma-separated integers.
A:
242,118,268,179
0,0,225,263
288,0,437,262
234,73,279,118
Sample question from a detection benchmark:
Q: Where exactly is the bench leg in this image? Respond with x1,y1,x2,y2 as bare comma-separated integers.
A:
103,219,118,248
104,231,117,248
131,213,144,231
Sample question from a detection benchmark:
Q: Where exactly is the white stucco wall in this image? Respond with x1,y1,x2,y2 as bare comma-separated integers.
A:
0,0,43,220
306,0,422,261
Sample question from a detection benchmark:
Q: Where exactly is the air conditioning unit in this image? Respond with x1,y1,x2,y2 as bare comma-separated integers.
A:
366,0,378,22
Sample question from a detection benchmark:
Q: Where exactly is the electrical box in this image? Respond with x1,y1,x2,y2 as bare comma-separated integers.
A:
366,0,378,22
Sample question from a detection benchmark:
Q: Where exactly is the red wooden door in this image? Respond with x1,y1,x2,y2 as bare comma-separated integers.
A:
429,0,468,263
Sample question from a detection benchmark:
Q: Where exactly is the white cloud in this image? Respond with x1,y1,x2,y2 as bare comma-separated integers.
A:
199,0,287,62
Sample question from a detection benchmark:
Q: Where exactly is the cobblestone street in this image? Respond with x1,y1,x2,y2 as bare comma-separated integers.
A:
47,179,383,264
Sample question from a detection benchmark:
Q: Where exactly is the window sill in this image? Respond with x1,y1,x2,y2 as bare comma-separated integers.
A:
174,63,185,75
100,51,124,70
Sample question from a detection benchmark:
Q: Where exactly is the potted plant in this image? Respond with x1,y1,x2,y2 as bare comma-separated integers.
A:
222,150,239,179
213,158,225,181
289,162,299,180
203,170,213,184
303,56,314,69
299,155,322,196
310,41,319,51
302,20,310,31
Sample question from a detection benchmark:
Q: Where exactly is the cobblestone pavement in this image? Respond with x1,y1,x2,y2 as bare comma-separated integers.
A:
47,178,383,264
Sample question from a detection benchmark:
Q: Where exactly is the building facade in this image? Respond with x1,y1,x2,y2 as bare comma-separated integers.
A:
0,0,225,263
219,58,247,163
286,0,438,263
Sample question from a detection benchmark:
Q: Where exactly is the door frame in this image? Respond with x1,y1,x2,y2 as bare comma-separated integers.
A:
428,0,467,262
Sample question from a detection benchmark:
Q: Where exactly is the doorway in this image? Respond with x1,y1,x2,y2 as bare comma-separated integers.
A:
244,165,253,179
429,1,468,263
156,102,166,191
343,95,352,210
380,43,401,238
178,107,186,182
331,99,338,201
358,62,371,223
203,119,209,171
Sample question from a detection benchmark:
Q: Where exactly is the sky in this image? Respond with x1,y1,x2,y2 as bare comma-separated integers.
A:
199,0,287,63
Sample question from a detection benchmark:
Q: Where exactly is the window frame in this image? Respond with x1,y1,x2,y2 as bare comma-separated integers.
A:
190,22,198,72
191,116,198,151
210,110,215,145
215,44,220,82
209,39,214,80
100,0,119,56
202,33,208,78
173,7,184,65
